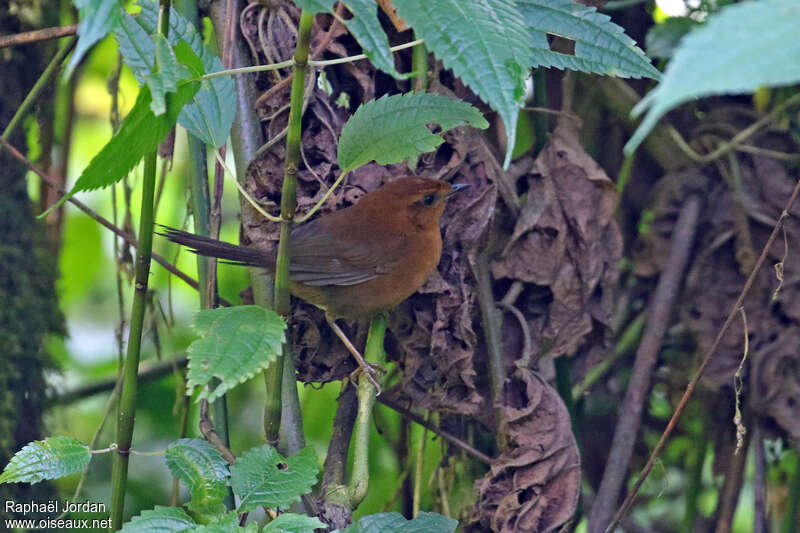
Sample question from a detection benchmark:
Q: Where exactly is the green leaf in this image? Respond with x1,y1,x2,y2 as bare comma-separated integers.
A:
0,436,90,484
67,0,123,78
120,506,196,533
44,80,199,215
186,306,286,403
292,0,403,78
184,513,258,533
164,439,229,512
336,512,457,533
262,513,326,533
518,0,661,79
230,445,318,513
626,0,800,154
148,35,193,116
116,0,235,147
645,17,699,60
337,92,488,173
393,0,530,168
339,0,406,79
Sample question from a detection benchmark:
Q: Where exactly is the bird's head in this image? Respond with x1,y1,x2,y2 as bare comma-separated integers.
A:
359,177,469,232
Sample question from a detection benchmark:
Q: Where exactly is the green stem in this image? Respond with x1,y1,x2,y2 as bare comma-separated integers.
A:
412,37,428,92
571,312,646,399
682,419,709,533
109,145,158,532
531,69,548,155
109,3,170,530
348,315,384,506
784,447,800,533
175,2,233,507
2,36,76,140
264,9,314,445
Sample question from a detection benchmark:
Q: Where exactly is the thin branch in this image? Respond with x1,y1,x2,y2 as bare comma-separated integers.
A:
589,195,702,533
198,38,424,80
608,176,800,531
667,92,800,164
378,396,492,465
214,148,281,222
0,136,229,305
47,357,187,407
0,24,77,48
2,37,76,140
199,399,237,464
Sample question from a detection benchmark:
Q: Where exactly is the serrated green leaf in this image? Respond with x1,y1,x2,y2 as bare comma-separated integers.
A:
336,512,457,533
393,0,530,169
120,506,196,533
293,0,403,78
262,513,326,533
44,80,199,214
186,306,286,403
148,35,193,115
339,0,406,79
0,436,90,484
518,0,661,79
230,445,318,513
165,439,229,511
116,0,235,147
292,0,334,13
646,17,699,60
67,0,123,78
337,92,488,173
627,0,800,154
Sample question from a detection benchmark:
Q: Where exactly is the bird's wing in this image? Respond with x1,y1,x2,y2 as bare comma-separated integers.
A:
288,217,403,286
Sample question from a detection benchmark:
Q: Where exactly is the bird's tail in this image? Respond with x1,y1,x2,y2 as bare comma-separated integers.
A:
158,226,272,269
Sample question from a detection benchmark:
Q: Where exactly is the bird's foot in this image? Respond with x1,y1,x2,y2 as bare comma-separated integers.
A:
350,361,386,394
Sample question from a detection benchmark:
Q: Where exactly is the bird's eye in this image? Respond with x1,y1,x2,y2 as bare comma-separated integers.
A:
422,194,436,206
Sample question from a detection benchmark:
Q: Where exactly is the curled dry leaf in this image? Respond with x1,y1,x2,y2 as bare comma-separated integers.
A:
491,121,622,361
469,368,581,533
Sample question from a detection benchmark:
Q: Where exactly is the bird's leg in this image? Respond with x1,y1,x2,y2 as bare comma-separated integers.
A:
326,317,385,393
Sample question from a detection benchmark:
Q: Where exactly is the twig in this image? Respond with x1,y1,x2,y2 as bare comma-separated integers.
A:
0,24,77,48
198,38,424,80
47,357,187,407
214,148,281,222
667,92,800,164
2,37,76,140
714,429,750,533
608,176,800,531
199,399,236,464
589,195,702,533
732,307,749,455
0,136,229,304
469,247,506,427
377,396,492,465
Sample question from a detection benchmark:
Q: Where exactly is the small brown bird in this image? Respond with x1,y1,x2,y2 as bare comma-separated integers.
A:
162,176,467,387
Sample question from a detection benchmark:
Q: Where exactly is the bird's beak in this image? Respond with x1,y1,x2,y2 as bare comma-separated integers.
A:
448,183,469,197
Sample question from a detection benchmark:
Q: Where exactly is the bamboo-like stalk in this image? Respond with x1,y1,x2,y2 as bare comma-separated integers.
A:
109,2,170,530
347,315,384,506
175,0,234,508
263,9,314,445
